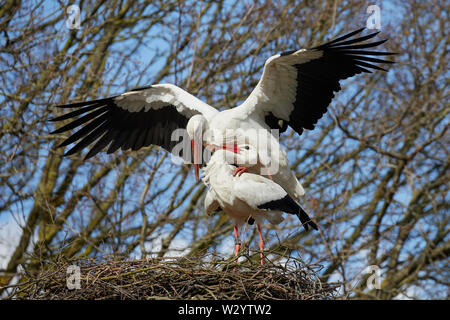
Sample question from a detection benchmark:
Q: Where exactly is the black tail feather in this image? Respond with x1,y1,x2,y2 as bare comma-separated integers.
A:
257,195,318,231
297,206,318,231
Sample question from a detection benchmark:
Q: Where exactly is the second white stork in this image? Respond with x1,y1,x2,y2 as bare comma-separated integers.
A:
50,28,395,199
202,144,318,266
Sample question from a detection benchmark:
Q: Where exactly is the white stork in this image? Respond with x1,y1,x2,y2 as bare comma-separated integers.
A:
202,144,318,266
50,28,395,199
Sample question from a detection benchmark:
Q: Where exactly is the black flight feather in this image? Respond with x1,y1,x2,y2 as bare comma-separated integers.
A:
265,28,397,136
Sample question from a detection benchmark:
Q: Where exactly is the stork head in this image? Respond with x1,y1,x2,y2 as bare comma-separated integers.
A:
186,115,208,182
232,144,259,166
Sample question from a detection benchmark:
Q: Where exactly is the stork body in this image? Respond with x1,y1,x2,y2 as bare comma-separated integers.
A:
202,146,318,265
205,109,305,199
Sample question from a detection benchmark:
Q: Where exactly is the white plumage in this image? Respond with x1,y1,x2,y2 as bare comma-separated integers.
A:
237,49,323,121
115,84,217,118
202,149,285,226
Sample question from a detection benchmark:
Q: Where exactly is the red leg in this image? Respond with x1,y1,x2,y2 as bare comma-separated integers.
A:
233,225,241,272
233,167,249,177
233,225,241,260
257,224,265,266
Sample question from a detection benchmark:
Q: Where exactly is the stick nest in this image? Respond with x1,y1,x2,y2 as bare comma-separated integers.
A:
11,256,339,300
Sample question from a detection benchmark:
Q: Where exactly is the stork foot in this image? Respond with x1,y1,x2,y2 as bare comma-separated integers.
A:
233,166,249,177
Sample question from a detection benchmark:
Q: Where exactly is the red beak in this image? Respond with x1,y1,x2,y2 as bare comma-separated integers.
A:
191,140,201,181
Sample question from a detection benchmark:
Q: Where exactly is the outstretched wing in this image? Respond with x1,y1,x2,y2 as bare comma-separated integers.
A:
50,84,218,159
238,28,396,135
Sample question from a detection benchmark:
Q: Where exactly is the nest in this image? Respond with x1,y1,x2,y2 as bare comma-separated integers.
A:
10,256,338,300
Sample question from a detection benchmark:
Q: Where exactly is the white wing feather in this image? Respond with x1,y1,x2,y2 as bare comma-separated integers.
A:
115,83,218,120
238,50,323,120
232,173,288,209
